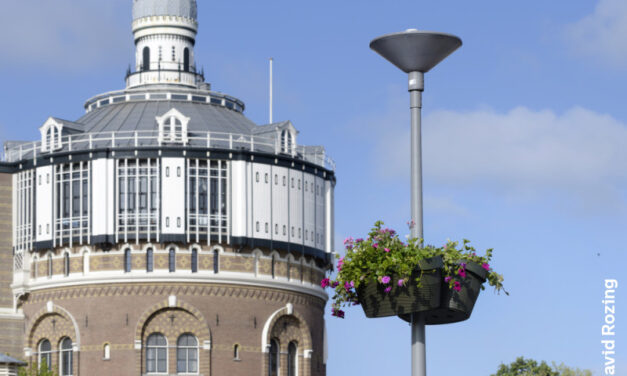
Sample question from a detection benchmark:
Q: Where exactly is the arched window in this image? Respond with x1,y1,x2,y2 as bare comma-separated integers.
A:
63,253,70,276
46,127,56,152
288,342,298,376
268,339,279,376
124,249,132,273
183,48,190,72
142,47,150,71
176,334,198,374
169,248,176,272
213,249,219,274
60,337,73,376
38,339,51,371
47,254,53,278
146,333,167,374
103,343,111,360
191,249,198,273
281,130,294,154
157,109,190,145
146,248,154,272
233,344,240,360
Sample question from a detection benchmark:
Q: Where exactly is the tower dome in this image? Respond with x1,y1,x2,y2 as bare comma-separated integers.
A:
132,0,197,20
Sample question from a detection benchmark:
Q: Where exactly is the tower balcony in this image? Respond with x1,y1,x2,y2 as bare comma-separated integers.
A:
126,68,204,88
3,129,336,172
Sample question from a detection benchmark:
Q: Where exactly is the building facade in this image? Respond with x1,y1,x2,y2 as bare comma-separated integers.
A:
0,1,335,375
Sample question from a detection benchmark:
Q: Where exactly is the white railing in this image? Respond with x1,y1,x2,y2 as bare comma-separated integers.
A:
126,70,201,88
4,130,336,171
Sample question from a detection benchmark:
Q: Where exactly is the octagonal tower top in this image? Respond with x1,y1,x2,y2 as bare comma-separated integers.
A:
132,0,198,21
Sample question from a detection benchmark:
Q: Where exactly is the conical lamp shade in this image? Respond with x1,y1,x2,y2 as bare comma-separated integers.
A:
370,30,462,73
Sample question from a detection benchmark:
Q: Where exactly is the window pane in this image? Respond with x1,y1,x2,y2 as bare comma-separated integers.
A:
157,357,167,372
40,340,51,352
177,359,187,373
189,354,198,372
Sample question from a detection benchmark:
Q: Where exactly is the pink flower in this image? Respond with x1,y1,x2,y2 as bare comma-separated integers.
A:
384,248,391,253
458,268,467,278
331,308,345,318
444,276,452,283
355,238,364,243
320,278,330,288
337,257,344,271
482,263,490,271
331,281,339,288
344,281,352,292
384,286,392,293
373,243,378,249
343,237,354,245
397,279,404,287
453,281,461,292
381,276,391,284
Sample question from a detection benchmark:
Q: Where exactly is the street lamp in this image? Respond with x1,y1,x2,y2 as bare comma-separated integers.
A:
370,29,462,376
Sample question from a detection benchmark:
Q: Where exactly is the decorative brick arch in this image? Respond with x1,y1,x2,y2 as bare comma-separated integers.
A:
261,304,312,351
26,303,80,349
261,304,314,376
134,297,210,341
134,297,211,375
26,303,81,375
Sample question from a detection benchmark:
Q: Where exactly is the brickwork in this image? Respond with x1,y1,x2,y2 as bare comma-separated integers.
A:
29,244,327,282
0,173,24,360
0,173,13,308
21,282,327,376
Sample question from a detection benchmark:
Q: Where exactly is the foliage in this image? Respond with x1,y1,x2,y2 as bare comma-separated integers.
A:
322,221,506,318
492,357,592,376
18,358,57,376
551,363,593,376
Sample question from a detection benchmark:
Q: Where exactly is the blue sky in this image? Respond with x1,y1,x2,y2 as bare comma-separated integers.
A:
1,0,626,375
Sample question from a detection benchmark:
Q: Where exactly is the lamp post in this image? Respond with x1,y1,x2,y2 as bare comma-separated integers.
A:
370,29,462,376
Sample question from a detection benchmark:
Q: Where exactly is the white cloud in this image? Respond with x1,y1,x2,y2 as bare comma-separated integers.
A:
365,100,627,212
0,1,130,71
564,0,627,67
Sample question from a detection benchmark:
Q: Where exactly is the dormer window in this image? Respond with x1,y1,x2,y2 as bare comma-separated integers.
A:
156,108,190,145
281,129,295,155
40,118,63,153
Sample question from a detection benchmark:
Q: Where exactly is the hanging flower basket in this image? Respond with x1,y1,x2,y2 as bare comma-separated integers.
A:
358,256,443,318
322,221,506,320
399,260,487,325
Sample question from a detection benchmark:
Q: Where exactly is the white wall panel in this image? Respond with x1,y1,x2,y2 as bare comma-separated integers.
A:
325,180,334,253
288,169,303,245
92,159,114,237
35,166,53,242
230,160,247,238
252,163,272,240
271,166,289,243
161,158,185,234
303,173,316,248
315,176,325,250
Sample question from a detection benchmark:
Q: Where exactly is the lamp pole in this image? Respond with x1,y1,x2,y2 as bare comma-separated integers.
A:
370,29,462,376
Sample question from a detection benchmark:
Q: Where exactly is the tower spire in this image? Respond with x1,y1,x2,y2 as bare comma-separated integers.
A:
127,0,202,89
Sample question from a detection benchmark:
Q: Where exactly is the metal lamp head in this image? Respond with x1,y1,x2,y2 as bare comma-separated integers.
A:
370,29,462,73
